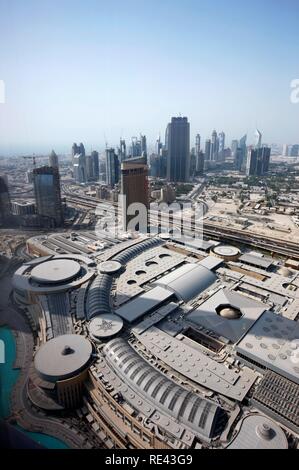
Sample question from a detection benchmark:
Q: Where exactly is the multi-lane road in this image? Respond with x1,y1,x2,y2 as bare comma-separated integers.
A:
62,190,299,259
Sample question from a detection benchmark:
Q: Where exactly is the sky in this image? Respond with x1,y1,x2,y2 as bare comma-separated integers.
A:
0,0,299,155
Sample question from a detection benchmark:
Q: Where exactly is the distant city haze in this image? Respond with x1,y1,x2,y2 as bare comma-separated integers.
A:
0,0,299,155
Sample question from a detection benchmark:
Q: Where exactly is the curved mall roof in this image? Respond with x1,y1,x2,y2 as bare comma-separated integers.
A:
153,263,216,302
103,338,222,440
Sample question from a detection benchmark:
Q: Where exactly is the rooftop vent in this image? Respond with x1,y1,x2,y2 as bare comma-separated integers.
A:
216,304,242,320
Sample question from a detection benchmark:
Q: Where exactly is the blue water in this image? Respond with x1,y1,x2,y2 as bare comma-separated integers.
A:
0,325,69,449
0,326,19,419
15,425,69,449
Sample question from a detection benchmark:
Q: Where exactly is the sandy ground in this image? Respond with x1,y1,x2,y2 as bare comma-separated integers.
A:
206,199,299,243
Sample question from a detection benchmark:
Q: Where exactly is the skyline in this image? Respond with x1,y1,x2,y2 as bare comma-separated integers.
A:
1,0,299,155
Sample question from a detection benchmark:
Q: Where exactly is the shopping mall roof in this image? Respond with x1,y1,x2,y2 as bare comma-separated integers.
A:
103,338,222,440
31,259,81,284
213,245,240,258
187,288,266,343
153,263,216,302
89,313,123,339
34,334,93,382
236,310,299,384
227,415,288,449
115,286,174,323
239,253,273,270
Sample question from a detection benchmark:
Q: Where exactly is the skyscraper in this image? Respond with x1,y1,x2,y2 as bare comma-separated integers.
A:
238,134,247,172
211,130,218,161
218,132,225,161
231,140,239,159
289,145,299,157
121,157,149,233
86,154,93,180
105,148,119,187
0,175,11,226
235,148,243,171
72,142,87,183
119,139,127,162
205,139,211,162
195,134,204,175
79,142,85,157
156,135,163,156
91,150,99,179
33,166,63,227
246,147,271,176
73,154,87,183
72,143,79,164
166,116,190,182
140,134,147,160
190,148,196,177
130,137,142,158
49,150,59,169
254,129,262,149
282,144,289,157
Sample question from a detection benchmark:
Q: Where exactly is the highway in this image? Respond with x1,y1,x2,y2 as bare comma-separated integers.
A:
63,192,299,259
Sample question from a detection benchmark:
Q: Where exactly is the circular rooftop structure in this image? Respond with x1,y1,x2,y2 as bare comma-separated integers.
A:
99,260,122,275
31,259,81,285
227,415,288,449
89,314,123,340
34,334,93,382
212,245,240,260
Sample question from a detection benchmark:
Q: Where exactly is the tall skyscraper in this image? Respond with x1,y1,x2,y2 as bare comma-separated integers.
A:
0,175,11,225
119,139,127,162
235,148,243,171
289,144,299,157
246,147,271,176
166,116,190,182
121,157,149,233
205,139,211,162
190,148,196,176
239,135,247,152
72,143,80,157
79,142,86,157
86,154,93,180
72,142,87,183
73,154,87,183
130,137,142,158
91,151,99,179
140,134,147,159
238,134,247,171
156,135,163,156
211,130,218,161
105,148,119,187
49,150,59,169
282,144,289,157
254,129,262,149
33,166,63,227
218,132,225,161
231,140,239,159
195,134,204,175
195,134,201,154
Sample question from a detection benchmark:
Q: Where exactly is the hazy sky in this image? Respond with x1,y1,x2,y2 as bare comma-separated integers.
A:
0,0,299,155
